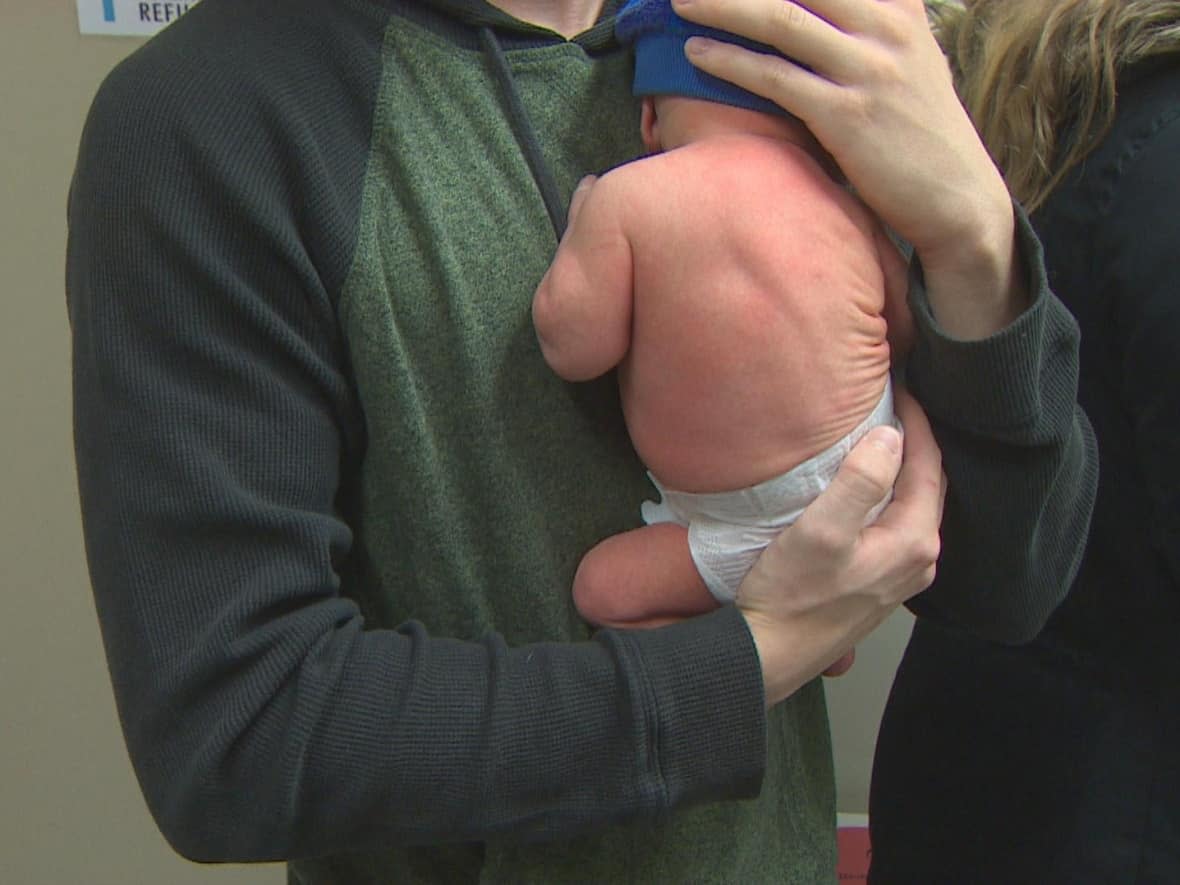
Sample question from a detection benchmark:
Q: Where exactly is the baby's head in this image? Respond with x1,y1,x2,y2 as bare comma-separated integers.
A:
616,0,786,114
615,0,811,153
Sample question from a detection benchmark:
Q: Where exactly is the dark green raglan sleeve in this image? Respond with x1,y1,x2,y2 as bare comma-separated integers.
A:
66,0,765,862
902,205,1099,643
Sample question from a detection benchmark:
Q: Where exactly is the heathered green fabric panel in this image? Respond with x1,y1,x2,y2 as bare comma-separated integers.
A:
339,27,649,646
331,17,837,885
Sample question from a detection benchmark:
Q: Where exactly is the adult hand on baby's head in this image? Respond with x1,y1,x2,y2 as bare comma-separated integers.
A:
738,388,944,705
671,0,1015,292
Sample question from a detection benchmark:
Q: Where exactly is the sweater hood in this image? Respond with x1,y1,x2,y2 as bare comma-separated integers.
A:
400,0,628,239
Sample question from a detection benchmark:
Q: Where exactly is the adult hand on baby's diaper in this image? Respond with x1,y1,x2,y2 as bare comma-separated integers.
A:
737,388,944,706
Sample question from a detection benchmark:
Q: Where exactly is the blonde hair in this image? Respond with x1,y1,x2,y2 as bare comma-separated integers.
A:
928,0,1180,212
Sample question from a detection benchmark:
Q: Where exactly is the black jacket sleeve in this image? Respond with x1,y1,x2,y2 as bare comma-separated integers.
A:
902,207,1099,643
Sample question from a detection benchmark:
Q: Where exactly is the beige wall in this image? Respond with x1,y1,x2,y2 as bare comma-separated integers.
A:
828,609,914,813
0,2,910,881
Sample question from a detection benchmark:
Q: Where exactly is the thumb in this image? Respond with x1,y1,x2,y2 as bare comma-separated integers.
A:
798,426,903,545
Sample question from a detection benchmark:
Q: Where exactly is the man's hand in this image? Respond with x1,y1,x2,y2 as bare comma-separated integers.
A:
737,388,944,705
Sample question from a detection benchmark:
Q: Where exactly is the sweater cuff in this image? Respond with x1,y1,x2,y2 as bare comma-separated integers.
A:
906,202,1075,432
613,605,767,807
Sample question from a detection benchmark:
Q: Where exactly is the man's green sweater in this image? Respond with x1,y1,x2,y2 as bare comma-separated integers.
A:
66,0,1096,882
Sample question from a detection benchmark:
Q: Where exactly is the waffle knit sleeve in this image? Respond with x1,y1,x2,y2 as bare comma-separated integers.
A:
66,3,766,861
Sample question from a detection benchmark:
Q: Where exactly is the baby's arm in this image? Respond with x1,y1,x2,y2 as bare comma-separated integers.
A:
532,176,634,381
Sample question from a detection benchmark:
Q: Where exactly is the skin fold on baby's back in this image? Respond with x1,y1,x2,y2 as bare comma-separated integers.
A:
614,135,894,494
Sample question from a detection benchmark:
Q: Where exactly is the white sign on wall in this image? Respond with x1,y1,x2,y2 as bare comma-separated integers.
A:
77,0,201,37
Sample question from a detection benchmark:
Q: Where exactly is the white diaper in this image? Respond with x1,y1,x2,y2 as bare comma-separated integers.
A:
640,381,899,603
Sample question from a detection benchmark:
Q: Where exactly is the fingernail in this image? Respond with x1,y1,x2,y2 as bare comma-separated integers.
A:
672,0,693,8
684,36,712,58
869,426,902,455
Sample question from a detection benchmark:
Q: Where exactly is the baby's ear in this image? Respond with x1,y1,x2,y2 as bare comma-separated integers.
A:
640,96,661,154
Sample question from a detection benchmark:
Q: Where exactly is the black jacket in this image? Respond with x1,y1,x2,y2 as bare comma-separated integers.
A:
870,57,1180,885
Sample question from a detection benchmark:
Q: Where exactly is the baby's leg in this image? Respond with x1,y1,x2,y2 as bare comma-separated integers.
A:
573,523,716,629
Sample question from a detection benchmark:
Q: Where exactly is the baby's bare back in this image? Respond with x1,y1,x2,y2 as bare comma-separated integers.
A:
613,136,893,493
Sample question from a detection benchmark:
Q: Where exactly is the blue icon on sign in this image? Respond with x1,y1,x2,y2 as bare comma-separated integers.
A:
103,0,116,21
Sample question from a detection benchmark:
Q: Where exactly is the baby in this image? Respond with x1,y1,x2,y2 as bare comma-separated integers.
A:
532,0,912,630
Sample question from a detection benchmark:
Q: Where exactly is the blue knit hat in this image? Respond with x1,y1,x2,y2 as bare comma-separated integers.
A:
615,0,787,117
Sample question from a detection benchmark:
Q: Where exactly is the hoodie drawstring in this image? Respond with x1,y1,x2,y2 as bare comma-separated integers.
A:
479,27,568,242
